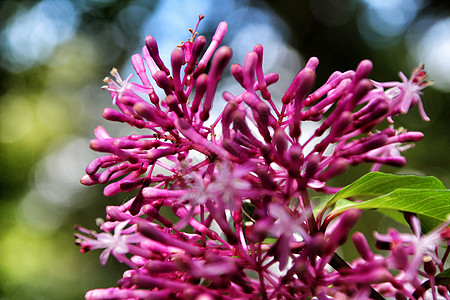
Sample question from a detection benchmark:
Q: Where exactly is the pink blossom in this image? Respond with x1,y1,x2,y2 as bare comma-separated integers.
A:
75,220,146,267
373,64,433,122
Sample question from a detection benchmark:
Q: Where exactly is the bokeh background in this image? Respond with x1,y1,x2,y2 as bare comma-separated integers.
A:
0,0,449,299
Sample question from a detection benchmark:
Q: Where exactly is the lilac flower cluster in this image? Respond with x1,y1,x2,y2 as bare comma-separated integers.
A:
76,17,449,299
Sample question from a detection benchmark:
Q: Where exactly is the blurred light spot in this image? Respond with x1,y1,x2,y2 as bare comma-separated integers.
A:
138,1,289,69
21,190,68,233
0,221,81,296
21,137,95,233
33,137,94,207
0,96,34,143
0,225,47,280
135,0,293,122
118,4,150,33
0,0,79,72
413,17,450,92
139,0,219,66
139,0,284,66
133,0,214,101
229,22,284,68
356,0,423,47
47,36,100,86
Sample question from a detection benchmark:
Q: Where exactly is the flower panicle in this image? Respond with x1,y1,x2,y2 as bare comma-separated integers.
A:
86,37,428,197
76,18,447,300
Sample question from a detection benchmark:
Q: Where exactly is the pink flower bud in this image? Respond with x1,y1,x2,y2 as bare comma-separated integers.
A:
273,128,288,155
395,131,424,143
201,46,232,122
326,209,361,252
85,155,120,175
353,59,373,84
133,102,174,130
131,54,158,106
103,181,127,196
144,260,178,273
185,35,206,74
137,221,203,256
305,56,319,70
145,35,170,75
353,232,374,261
165,94,183,117
154,70,173,96
345,79,372,111
253,44,271,100
98,162,140,183
318,158,349,181
341,134,388,156
142,204,173,228
190,74,208,114
221,138,247,161
352,98,390,132
171,48,186,103
146,147,178,161
105,205,133,221
304,155,321,179
291,68,316,139
102,108,147,128
80,173,100,185
90,139,139,164
93,126,111,139
193,21,228,78
282,57,318,104
120,177,145,191
231,63,244,87
332,111,353,137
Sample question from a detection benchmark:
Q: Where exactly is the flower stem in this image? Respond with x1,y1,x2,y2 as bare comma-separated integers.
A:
301,189,318,234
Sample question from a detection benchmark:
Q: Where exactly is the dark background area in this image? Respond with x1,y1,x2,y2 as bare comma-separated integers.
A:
0,0,449,299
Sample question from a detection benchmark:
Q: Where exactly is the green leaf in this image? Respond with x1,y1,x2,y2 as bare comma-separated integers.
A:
377,209,408,226
320,173,449,229
328,189,450,223
312,194,334,217
333,198,355,212
323,172,446,211
433,269,450,293
436,268,450,280
262,237,277,244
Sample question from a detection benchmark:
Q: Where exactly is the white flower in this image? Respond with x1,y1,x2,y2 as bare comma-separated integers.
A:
102,68,153,105
75,220,143,265
206,162,253,210
373,64,432,122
